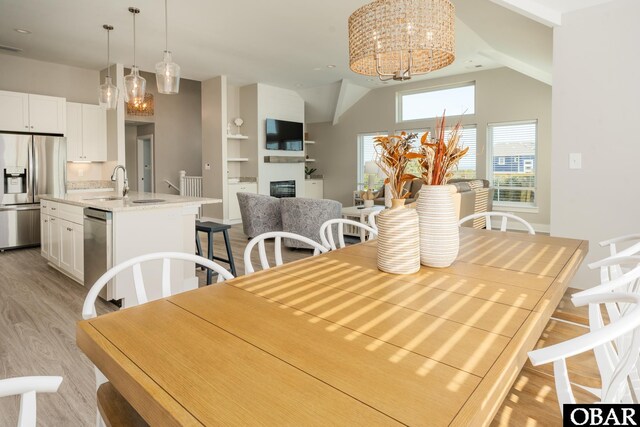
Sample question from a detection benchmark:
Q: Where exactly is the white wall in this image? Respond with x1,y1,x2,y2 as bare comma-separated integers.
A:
201,76,226,219
254,84,305,197
308,67,551,228
551,0,640,288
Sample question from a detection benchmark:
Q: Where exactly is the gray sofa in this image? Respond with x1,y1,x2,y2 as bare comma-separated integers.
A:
373,178,494,228
237,193,341,249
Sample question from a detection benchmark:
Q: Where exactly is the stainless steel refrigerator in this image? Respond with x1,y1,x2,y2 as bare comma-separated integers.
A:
0,133,66,250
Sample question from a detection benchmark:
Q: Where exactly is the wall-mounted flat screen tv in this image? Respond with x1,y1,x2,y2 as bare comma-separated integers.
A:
266,118,303,151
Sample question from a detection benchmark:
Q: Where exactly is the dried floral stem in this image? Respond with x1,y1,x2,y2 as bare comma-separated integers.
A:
418,111,469,186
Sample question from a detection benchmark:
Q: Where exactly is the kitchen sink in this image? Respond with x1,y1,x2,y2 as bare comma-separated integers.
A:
83,196,123,201
132,199,166,204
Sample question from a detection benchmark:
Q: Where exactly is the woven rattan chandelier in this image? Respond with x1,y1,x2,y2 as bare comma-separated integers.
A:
348,0,455,81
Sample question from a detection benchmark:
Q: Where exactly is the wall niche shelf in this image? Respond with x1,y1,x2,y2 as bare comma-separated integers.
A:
228,157,249,162
227,134,249,140
305,159,316,163
304,140,315,145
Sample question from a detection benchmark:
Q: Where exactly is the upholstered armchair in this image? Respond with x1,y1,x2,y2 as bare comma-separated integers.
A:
280,198,342,249
237,192,283,238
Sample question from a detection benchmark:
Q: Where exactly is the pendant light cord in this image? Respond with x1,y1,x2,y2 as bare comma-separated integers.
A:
133,11,136,67
106,29,111,78
165,0,169,52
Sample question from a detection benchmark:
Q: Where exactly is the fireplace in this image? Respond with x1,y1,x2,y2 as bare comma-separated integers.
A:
270,180,296,198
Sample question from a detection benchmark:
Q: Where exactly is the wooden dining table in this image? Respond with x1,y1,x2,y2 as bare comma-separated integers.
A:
77,228,588,426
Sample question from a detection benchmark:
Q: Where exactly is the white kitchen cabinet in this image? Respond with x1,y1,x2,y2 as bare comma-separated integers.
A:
0,91,29,132
28,94,66,134
40,200,84,282
228,182,257,220
59,219,84,281
66,102,107,162
41,213,50,259
0,91,65,134
304,179,324,199
48,216,61,266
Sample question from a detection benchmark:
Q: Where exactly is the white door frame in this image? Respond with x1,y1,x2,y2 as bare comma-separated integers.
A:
137,134,154,193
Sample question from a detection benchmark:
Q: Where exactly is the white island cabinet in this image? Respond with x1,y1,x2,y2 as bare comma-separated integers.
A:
40,192,220,307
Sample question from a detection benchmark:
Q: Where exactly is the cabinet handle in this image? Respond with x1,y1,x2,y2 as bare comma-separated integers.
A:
44,220,48,223
51,218,55,222
67,227,72,232
51,207,56,211
24,126,28,129
30,126,34,129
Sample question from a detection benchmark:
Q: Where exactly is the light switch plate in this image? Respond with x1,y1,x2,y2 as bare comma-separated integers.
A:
569,153,582,169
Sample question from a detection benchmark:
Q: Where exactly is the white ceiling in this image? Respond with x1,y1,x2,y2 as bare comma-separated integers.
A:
0,0,615,122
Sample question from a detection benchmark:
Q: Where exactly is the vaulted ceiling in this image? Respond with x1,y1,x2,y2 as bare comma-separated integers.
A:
0,0,619,122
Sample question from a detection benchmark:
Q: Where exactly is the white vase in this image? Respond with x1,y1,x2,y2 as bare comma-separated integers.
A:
417,185,460,268
376,199,420,275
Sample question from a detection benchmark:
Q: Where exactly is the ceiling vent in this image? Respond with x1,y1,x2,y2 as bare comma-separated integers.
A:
0,44,23,53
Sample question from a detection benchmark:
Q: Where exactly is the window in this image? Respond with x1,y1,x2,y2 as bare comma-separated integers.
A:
357,132,386,190
488,121,537,207
450,125,477,180
398,83,475,122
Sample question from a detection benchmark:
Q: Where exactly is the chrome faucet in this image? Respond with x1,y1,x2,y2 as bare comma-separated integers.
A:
111,165,129,197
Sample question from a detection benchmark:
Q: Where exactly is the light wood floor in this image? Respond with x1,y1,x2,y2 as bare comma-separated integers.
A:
0,225,594,426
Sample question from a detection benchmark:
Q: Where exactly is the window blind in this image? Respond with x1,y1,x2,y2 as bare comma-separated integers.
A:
489,122,537,205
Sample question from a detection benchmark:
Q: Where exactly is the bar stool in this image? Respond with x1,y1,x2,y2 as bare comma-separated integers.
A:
196,221,237,283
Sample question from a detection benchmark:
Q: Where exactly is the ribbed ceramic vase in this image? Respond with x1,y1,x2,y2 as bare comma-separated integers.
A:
417,185,460,268
376,199,420,275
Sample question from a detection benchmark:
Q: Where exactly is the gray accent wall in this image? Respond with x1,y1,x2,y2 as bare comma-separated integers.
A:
126,69,202,195
0,54,99,103
307,67,551,228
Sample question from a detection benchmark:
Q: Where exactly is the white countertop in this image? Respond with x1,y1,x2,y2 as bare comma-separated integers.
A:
40,191,221,212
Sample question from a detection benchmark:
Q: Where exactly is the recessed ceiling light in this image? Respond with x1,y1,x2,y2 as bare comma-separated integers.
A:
326,64,336,69
14,28,31,34
475,64,483,68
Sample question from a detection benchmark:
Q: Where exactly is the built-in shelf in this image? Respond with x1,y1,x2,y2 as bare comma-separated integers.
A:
304,140,316,145
305,159,316,163
227,134,249,140
228,158,249,162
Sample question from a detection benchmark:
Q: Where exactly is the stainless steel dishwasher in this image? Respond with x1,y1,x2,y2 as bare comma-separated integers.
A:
84,208,113,300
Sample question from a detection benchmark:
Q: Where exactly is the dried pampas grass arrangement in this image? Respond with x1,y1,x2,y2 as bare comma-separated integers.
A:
418,112,469,185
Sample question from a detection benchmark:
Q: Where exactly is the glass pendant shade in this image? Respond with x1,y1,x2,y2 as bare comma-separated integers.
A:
98,76,119,110
156,51,180,94
124,66,146,103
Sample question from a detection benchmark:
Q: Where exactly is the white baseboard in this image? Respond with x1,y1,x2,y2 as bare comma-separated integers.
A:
489,218,550,234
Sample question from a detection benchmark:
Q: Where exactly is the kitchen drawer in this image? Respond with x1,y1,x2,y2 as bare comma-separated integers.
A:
42,200,60,216
57,202,84,225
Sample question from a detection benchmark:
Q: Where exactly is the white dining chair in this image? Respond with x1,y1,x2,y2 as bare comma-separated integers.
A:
244,231,328,274
529,292,640,412
368,210,381,232
459,212,535,235
600,233,640,257
0,376,63,427
564,258,640,402
82,252,234,427
319,218,377,250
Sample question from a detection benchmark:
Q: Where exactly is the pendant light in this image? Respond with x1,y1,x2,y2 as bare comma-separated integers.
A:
155,0,180,94
348,0,455,81
123,7,146,104
98,25,119,110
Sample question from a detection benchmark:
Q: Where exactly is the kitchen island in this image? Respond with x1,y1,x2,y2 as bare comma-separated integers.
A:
40,191,221,307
